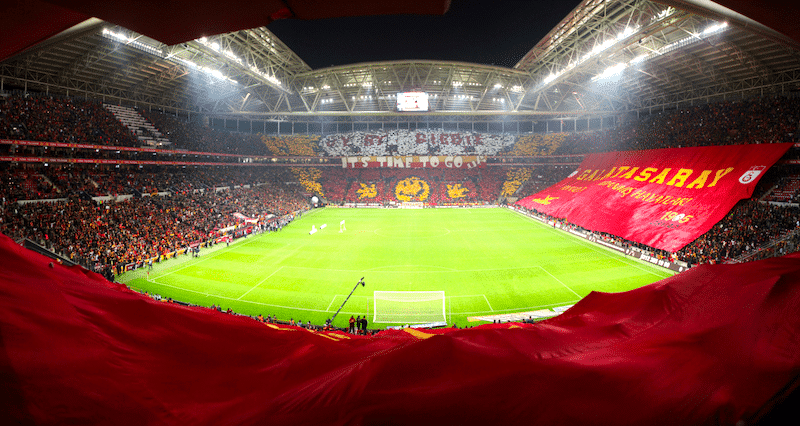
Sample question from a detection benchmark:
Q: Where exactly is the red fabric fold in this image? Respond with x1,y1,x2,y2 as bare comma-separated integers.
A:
1,232,799,425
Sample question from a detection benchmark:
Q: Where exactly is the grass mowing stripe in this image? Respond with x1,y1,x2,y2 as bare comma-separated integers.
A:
458,300,582,315
152,231,275,280
123,208,671,328
536,265,581,298
146,274,354,314
507,208,674,280
237,266,284,300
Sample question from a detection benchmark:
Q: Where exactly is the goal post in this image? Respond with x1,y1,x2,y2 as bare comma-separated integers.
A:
373,291,446,324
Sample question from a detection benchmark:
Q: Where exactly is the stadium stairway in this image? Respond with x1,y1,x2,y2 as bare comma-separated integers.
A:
104,104,172,148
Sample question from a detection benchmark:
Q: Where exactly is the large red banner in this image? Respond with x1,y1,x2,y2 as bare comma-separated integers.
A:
2,232,800,424
517,143,792,252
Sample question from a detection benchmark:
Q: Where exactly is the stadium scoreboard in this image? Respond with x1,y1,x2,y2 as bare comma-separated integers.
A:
396,92,429,112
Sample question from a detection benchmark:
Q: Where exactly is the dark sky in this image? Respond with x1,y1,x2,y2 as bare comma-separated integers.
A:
268,0,584,69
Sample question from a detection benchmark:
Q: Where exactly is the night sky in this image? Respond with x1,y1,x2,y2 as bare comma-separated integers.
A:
267,0,584,70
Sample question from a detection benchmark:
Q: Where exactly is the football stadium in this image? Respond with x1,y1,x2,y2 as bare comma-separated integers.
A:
1,0,800,424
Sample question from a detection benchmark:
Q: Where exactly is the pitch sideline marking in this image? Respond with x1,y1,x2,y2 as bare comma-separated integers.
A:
146,275,354,314
536,265,582,298
459,299,581,315
146,273,580,316
326,294,371,314
136,206,321,283
507,208,673,279
139,209,629,318
143,231,282,282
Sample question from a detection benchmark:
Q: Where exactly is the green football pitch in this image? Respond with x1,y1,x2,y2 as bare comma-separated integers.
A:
119,207,674,328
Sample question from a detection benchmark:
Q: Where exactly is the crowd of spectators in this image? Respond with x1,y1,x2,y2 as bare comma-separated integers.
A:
762,172,800,204
553,95,800,155
1,168,309,273
517,197,800,267
317,129,517,157
290,167,325,197
322,168,479,204
0,93,137,147
507,133,566,156
0,167,61,201
261,135,321,156
4,90,800,269
138,110,270,156
0,165,294,202
676,199,800,265
500,168,532,198
314,166,571,205
5,92,800,161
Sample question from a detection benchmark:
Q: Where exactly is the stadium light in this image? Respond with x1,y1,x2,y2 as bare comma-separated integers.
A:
616,27,636,41
627,20,729,68
196,36,283,87
703,22,728,36
654,7,674,21
592,63,627,81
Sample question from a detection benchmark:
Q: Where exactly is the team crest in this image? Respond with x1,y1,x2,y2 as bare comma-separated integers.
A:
395,177,430,202
356,183,377,199
531,195,558,205
447,183,469,199
739,166,766,184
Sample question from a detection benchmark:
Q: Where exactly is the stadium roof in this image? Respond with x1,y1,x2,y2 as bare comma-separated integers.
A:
1,0,799,121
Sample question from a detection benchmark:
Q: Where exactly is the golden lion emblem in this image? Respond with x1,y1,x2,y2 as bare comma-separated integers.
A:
357,183,377,199
395,177,430,202
447,183,469,199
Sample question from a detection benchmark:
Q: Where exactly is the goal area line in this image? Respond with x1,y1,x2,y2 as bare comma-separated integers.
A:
373,290,446,324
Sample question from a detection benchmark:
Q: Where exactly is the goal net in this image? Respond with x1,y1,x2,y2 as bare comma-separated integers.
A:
373,291,446,324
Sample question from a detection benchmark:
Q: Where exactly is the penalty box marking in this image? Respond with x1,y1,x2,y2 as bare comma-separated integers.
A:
447,294,494,312
236,266,285,300
508,208,673,280
326,294,371,312
142,275,341,314
536,265,581,298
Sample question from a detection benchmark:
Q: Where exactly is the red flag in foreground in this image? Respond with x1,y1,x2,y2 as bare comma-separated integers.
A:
0,232,799,425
